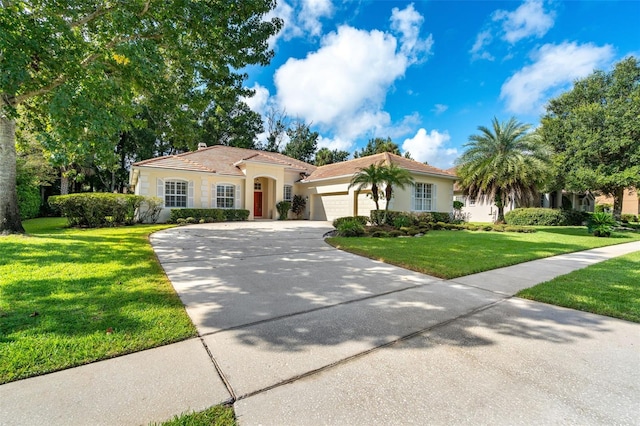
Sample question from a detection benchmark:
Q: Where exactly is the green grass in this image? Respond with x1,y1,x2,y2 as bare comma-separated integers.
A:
517,251,640,322
156,405,236,426
327,226,640,279
0,218,197,384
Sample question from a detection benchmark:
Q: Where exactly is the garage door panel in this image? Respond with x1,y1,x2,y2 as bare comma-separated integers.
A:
314,193,349,221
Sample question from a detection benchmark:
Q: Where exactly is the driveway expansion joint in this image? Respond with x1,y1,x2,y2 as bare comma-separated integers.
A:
198,336,237,403
235,297,510,402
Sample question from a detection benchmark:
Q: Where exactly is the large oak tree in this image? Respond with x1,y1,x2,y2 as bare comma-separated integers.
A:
0,0,281,233
541,56,640,218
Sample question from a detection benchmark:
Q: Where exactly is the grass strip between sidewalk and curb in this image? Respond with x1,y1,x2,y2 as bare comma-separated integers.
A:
517,250,640,323
327,226,640,279
0,218,197,384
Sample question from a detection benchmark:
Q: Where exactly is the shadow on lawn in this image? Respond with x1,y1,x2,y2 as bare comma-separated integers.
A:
0,224,194,384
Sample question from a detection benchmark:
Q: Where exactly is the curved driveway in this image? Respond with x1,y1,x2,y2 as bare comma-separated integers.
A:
152,221,640,425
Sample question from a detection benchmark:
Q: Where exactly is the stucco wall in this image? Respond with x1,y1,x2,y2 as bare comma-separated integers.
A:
133,163,304,222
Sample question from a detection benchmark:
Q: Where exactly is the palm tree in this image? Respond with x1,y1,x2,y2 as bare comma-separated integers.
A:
455,117,551,223
348,162,385,211
381,162,414,212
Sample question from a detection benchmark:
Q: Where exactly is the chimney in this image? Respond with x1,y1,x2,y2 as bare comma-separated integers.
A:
197,142,207,150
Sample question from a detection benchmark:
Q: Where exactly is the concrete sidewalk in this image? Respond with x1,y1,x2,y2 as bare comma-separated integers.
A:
1,222,639,426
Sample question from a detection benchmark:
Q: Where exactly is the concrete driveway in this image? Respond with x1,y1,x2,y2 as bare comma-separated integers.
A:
152,221,640,425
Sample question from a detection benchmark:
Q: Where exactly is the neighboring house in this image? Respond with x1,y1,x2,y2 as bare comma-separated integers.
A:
129,145,457,222
595,188,640,216
451,171,595,222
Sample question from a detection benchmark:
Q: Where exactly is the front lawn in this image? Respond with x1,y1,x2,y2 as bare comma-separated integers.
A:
327,227,640,279
517,250,640,322
0,218,197,384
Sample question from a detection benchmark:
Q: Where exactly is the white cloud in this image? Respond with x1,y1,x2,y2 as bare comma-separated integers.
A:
317,135,352,152
469,29,495,61
402,128,458,168
267,0,334,46
500,42,615,113
390,3,434,62
493,0,555,44
300,0,334,37
431,104,448,115
242,83,271,115
470,0,555,61
274,5,433,147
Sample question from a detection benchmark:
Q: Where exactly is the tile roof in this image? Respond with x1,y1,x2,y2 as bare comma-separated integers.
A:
132,145,317,177
304,152,458,182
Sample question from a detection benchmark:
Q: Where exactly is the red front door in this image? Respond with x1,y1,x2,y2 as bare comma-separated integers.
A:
254,192,263,217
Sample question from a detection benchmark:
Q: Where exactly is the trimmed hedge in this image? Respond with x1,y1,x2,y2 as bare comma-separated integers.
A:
370,210,452,226
18,183,41,220
169,208,249,223
49,193,145,227
505,208,588,226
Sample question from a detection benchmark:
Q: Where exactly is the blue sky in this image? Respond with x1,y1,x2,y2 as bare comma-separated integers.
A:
244,0,640,168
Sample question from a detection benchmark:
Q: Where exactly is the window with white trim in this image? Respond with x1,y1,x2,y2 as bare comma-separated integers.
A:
216,184,235,209
414,183,433,211
469,197,476,207
165,180,188,208
283,185,293,202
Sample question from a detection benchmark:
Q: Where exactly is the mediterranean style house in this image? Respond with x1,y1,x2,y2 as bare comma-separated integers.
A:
129,144,458,222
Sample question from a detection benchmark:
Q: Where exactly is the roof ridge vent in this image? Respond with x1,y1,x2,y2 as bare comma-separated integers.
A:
197,142,207,150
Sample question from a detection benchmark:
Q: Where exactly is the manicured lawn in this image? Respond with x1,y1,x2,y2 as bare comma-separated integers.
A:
157,405,236,426
327,227,640,279
0,218,197,384
518,251,640,323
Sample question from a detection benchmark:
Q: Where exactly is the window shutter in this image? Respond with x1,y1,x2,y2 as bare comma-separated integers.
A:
157,178,165,207
211,184,217,208
188,181,194,207
235,185,241,209
411,185,416,211
432,184,437,211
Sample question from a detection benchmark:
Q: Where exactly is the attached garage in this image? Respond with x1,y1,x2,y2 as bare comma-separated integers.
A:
356,192,377,217
312,193,350,221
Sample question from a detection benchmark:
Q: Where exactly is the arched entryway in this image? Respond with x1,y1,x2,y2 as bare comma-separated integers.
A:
252,176,276,219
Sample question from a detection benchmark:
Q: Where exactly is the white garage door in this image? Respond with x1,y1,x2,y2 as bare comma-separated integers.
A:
356,192,377,217
313,193,350,221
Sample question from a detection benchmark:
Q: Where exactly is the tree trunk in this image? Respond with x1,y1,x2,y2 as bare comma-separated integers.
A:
612,187,624,220
495,192,505,224
0,115,25,234
60,168,70,195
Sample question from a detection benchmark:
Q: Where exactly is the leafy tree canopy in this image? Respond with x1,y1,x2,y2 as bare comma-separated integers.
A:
315,147,350,166
283,121,318,163
0,0,282,233
353,137,401,158
541,56,640,217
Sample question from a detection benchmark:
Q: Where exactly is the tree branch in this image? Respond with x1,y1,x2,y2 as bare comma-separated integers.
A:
15,33,163,104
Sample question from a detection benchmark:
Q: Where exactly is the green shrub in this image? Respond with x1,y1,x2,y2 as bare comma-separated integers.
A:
17,183,41,220
505,208,587,226
587,212,617,237
137,197,163,224
169,208,248,223
621,214,638,223
333,216,369,228
595,203,612,213
276,201,291,220
336,219,365,237
388,230,404,237
49,193,145,227
393,215,414,229
291,195,306,218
